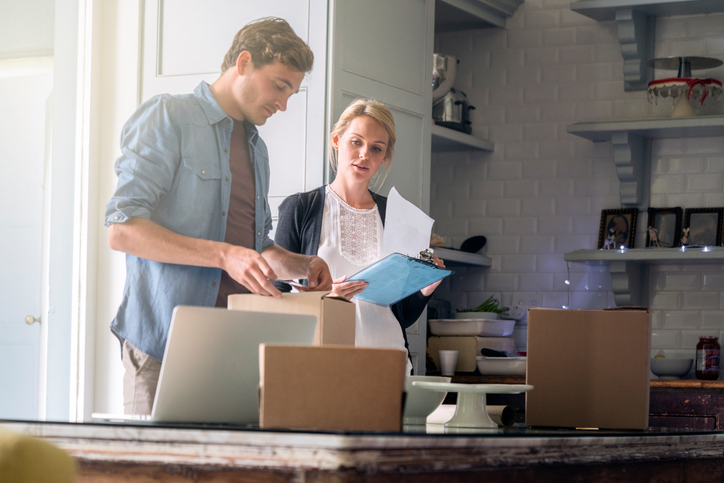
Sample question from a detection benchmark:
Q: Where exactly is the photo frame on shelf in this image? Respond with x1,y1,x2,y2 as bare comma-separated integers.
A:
597,208,638,249
683,207,724,247
646,207,682,248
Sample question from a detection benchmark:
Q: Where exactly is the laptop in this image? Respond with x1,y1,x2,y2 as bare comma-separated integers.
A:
93,305,317,425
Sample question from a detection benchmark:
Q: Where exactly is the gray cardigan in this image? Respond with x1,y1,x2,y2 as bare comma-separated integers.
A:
274,186,431,353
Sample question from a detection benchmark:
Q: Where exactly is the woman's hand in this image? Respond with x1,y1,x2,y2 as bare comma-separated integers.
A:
329,275,368,300
420,255,445,297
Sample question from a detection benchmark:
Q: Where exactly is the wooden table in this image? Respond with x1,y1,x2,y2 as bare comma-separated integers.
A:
8,419,724,482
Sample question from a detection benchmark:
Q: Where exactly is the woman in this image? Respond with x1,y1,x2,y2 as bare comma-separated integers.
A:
274,99,444,374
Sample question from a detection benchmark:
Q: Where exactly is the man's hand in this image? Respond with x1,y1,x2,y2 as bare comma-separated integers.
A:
221,245,282,297
261,246,332,292
300,256,333,291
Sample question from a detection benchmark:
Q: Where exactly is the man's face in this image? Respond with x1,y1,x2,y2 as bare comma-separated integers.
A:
236,58,305,126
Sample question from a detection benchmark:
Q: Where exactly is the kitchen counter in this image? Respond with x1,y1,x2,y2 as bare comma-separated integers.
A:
6,419,724,481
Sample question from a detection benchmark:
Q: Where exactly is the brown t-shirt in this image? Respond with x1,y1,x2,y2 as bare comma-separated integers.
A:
215,120,256,307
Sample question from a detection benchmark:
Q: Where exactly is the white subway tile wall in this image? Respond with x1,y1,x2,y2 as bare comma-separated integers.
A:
430,2,724,355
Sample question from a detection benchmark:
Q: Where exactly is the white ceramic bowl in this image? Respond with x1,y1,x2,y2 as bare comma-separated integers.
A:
476,356,527,376
403,375,451,425
429,319,515,337
455,312,499,320
650,358,693,379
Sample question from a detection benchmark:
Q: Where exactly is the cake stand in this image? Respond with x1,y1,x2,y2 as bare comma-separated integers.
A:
646,56,723,118
412,381,533,429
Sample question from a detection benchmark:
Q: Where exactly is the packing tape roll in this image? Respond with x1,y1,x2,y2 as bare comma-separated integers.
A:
487,405,515,427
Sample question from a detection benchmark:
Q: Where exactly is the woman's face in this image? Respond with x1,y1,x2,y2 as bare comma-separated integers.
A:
332,115,389,186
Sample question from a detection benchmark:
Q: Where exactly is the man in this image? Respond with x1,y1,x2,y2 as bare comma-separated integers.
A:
105,17,332,415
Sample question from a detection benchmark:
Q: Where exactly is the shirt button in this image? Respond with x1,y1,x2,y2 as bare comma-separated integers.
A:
222,211,226,216
256,195,259,200
225,149,228,153
212,282,217,287
114,215,119,220
227,119,231,124
257,232,261,236
201,170,206,175
226,177,230,181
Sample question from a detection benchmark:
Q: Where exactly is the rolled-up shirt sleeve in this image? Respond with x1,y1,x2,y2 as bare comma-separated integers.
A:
104,96,180,227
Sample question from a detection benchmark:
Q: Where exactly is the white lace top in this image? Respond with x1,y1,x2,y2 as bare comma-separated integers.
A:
318,186,412,373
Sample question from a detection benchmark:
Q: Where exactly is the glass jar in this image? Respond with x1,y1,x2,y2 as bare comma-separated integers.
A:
695,336,720,380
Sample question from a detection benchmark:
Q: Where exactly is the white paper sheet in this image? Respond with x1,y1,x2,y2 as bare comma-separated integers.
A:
383,187,435,258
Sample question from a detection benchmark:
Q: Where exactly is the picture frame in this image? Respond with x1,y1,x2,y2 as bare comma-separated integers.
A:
598,208,638,249
683,207,724,247
646,207,682,248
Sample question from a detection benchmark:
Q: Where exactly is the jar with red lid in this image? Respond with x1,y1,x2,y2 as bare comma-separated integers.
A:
696,336,720,380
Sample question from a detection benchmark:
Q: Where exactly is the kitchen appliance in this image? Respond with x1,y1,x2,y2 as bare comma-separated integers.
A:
432,87,476,134
432,53,457,102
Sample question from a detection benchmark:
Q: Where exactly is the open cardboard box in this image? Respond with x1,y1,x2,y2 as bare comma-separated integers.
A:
525,307,651,430
228,292,355,346
259,344,407,432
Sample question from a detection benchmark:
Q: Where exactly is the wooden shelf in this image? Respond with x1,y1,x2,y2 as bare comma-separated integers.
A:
567,116,724,208
571,0,724,91
568,116,724,142
571,0,724,22
564,247,724,264
435,0,524,31
431,124,494,152
433,247,492,267
564,247,724,307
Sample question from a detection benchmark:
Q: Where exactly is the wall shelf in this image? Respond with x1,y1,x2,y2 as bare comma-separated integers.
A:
570,0,724,91
435,0,524,31
567,115,724,208
434,247,492,267
571,0,724,22
564,247,724,306
431,124,494,152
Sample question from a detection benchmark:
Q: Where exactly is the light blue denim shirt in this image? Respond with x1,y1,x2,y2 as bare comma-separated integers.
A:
105,81,274,361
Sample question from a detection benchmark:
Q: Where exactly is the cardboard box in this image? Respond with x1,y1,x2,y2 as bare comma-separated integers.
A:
228,292,355,346
525,307,651,430
427,336,516,372
259,344,407,432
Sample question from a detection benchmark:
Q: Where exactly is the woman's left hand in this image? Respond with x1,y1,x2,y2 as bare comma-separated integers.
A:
420,255,445,297
329,275,368,300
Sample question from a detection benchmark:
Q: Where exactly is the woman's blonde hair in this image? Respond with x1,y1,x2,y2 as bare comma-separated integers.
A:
329,99,396,190
221,17,314,73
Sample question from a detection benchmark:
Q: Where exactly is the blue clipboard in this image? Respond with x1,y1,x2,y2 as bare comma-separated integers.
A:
346,253,454,307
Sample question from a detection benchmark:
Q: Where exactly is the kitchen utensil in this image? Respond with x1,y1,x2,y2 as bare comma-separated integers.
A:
650,358,693,379
476,356,527,376
403,375,451,425
460,236,486,253
454,311,499,320
439,350,459,376
432,87,475,134
432,53,457,102
429,318,515,337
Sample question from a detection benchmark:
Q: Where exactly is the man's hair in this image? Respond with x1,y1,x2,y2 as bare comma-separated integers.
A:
221,17,314,73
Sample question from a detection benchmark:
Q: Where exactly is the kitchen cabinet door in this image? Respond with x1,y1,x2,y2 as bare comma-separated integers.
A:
327,0,435,373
